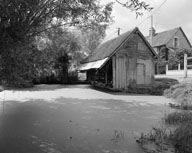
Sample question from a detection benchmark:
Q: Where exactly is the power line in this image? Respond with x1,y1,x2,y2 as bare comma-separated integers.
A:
104,30,118,42
106,0,168,39
136,0,168,27
151,0,168,16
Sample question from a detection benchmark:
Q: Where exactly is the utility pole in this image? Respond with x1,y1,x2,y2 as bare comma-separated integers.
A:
184,53,187,78
150,15,153,46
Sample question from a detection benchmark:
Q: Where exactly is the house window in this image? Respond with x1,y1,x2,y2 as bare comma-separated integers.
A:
174,37,179,48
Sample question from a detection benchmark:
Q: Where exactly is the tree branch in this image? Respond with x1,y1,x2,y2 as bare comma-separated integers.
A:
31,21,79,36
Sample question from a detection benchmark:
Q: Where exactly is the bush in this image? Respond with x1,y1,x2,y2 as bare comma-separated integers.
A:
164,79,192,153
138,79,192,153
164,111,192,153
165,111,192,125
164,79,192,105
151,78,178,95
0,43,37,88
171,122,192,153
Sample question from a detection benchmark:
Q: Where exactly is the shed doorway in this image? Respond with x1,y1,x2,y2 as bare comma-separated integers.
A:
136,63,145,85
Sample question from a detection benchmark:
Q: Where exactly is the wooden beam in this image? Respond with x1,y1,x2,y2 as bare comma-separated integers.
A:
187,57,192,60
184,53,187,78
187,65,192,68
112,56,116,88
104,60,111,85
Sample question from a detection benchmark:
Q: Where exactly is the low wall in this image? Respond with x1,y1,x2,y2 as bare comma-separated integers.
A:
166,70,192,76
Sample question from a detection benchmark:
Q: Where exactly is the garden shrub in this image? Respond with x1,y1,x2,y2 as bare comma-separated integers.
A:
170,121,192,153
164,79,192,153
164,79,192,105
165,111,192,125
138,79,192,153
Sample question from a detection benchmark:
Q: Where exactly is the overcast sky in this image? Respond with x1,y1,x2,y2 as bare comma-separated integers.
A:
100,0,192,44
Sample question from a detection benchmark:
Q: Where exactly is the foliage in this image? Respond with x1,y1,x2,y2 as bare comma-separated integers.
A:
156,48,192,74
124,78,178,95
79,24,107,55
55,53,71,83
0,42,38,87
111,130,124,143
163,79,192,152
138,78,192,153
163,111,192,153
34,26,82,83
169,121,192,153
168,48,192,70
164,79,192,105
151,78,178,95
165,111,192,125
0,0,113,43
0,0,113,87
137,126,174,153
115,0,153,17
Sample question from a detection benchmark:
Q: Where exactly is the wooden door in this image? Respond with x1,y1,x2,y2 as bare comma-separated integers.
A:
136,63,145,84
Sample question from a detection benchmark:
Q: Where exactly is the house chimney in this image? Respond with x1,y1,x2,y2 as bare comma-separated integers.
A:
118,28,120,36
149,15,155,46
149,27,156,38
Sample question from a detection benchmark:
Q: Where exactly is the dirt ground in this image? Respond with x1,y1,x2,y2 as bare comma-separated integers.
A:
0,84,172,153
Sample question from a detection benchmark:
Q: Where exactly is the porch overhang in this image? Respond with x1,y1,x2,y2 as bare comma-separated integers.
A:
78,57,108,71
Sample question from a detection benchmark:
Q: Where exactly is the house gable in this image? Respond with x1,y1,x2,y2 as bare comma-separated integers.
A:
116,33,155,60
167,27,191,49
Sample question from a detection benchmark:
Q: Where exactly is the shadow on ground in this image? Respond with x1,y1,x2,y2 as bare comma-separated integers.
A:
0,94,170,153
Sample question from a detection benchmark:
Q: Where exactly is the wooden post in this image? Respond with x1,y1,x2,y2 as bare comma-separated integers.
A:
166,64,168,74
156,60,159,74
184,53,187,78
105,61,111,85
178,63,180,70
112,56,116,88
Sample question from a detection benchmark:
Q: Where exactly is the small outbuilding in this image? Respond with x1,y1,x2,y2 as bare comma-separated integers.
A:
79,27,158,90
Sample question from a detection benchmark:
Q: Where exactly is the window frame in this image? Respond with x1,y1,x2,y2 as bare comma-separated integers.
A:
173,37,179,48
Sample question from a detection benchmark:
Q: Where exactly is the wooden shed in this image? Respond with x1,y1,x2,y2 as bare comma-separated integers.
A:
79,27,158,90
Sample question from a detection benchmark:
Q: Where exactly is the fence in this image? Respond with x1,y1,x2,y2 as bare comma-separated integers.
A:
165,53,192,78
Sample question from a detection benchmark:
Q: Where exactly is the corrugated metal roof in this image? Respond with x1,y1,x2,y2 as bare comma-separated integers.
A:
78,57,108,71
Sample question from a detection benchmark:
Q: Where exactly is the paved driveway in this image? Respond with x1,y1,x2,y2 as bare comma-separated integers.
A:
0,85,172,153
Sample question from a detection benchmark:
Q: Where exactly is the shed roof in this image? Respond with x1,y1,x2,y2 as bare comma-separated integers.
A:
78,57,108,71
82,27,156,64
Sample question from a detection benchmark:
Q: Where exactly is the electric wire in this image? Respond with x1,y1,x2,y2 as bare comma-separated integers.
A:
105,0,168,39
104,30,118,42
136,0,168,27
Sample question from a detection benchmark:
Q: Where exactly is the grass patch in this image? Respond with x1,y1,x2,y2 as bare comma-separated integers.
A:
137,125,175,153
126,78,178,95
138,79,192,153
170,122,192,153
165,111,192,125
151,78,178,95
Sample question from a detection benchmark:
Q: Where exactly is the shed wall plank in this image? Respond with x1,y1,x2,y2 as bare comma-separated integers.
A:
112,56,116,88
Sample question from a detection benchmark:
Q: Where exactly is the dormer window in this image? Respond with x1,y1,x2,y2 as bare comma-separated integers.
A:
174,37,179,48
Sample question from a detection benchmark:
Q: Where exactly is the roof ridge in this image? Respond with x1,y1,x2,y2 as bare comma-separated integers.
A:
101,27,137,44
156,27,180,35
82,27,138,63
